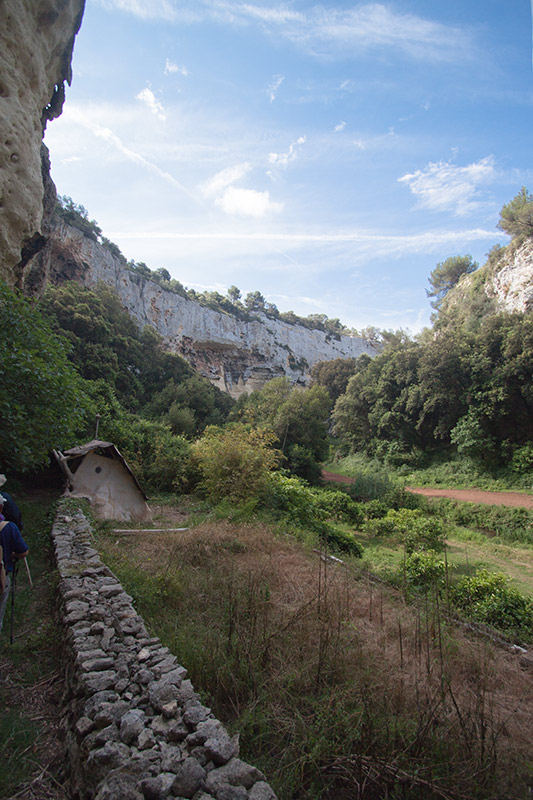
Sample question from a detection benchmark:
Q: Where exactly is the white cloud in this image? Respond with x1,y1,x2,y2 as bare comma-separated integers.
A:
201,162,252,198
200,162,282,217
398,156,496,216
268,135,306,168
334,121,346,132
96,2,476,63
95,0,179,21
164,59,189,76
136,87,166,120
215,186,284,217
267,74,284,103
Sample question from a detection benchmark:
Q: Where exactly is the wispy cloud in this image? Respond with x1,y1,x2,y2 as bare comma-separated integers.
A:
268,136,306,168
164,59,189,76
95,2,476,63
201,162,252,198
267,74,284,102
334,121,346,132
136,87,166,120
95,0,179,21
64,107,193,195
398,156,496,215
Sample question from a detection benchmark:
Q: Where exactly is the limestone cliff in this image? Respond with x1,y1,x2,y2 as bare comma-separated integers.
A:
440,237,533,324
34,219,379,396
0,0,85,288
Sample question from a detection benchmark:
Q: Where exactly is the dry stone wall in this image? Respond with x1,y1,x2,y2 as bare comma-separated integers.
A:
53,501,277,800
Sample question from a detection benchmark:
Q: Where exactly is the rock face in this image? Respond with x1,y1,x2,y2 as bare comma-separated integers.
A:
442,238,533,322
0,0,85,288
35,219,379,396
489,239,533,313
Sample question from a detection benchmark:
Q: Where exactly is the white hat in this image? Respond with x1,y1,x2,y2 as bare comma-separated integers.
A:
0,475,5,488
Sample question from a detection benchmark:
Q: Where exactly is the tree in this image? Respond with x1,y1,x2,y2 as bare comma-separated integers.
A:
244,291,266,311
497,187,533,239
227,285,241,304
310,358,358,404
0,281,88,471
427,255,478,310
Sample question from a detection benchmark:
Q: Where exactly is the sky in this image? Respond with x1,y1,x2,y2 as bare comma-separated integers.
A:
44,0,533,334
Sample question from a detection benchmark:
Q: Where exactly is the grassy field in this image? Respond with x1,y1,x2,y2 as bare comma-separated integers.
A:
95,498,533,800
0,489,66,800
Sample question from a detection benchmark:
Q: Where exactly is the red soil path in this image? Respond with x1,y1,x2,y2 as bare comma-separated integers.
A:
321,471,533,509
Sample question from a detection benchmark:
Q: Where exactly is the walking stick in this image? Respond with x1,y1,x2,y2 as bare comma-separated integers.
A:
9,562,18,645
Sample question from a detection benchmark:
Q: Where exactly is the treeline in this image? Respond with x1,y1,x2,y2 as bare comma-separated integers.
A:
55,195,359,338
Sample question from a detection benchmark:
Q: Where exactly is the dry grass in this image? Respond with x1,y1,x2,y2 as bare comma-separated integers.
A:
100,509,533,799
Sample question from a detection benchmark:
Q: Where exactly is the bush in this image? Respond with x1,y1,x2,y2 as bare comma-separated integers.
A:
364,509,446,553
317,522,363,557
311,488,364,526
401,551,447,592
265,472,322,528
452,569,533,641
191,424,281,504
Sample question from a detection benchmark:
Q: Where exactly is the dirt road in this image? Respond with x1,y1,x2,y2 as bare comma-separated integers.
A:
321,471,533,509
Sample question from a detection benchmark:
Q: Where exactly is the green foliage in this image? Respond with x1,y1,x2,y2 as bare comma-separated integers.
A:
311,488,364,526
426,254,478,310
497,186,533,239
310,357,358,403
55,195,102,241
431,499,533,545
333,313,533,469
0,281,88,471
265,472,321,528
401,551,447,591
235,378,331,482
316,521,363,557
102,412,191,492
364,508,446,553
191,424,282,503
452,569,533,640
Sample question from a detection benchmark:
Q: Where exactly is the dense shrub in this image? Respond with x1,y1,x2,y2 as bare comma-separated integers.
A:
433,499,533,545
191,424,281,503
265,472,323,528
452,569,533,641
311,488,364,526
364,509,446,553
317,522,363,557
401,551,447,591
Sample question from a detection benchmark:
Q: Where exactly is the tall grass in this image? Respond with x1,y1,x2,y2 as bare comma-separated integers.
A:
99,518,533,800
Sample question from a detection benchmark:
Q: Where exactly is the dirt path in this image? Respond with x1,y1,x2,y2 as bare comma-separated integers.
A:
321,471,533,509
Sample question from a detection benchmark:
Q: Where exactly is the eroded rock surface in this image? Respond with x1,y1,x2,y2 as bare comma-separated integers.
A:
0,0,84,287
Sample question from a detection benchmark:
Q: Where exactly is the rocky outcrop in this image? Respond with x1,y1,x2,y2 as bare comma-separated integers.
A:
442,238,533,323
489,239,533,313
33,219,379,396
0,0,84,288
54,502,278,800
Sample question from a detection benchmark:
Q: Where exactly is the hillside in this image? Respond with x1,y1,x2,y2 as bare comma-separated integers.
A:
439,237,533,326
23,215,379,397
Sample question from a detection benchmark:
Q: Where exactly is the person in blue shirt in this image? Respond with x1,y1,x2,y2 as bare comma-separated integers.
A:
0,494,28,636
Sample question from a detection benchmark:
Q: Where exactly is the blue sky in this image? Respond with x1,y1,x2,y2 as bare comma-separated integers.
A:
44,0,533,333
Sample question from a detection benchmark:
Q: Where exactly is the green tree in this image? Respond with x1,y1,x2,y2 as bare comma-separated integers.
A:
310,357,358,403
0,281,88,471
244,290,266,311
427,255,478,310
497,186,533,239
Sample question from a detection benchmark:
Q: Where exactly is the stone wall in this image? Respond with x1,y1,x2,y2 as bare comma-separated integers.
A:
53,500,277,800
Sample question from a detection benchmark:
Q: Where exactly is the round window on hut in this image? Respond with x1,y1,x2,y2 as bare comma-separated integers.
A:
95,466,102,474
